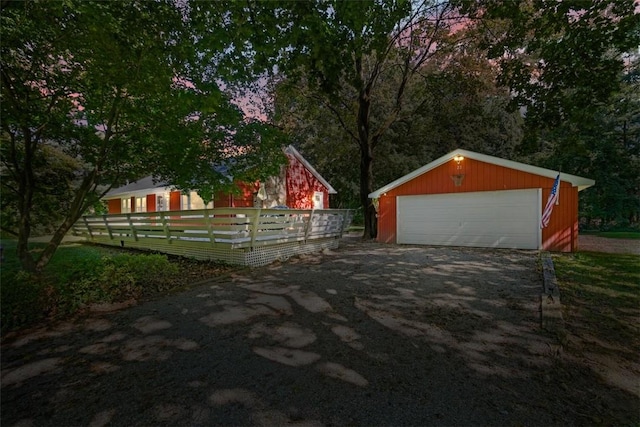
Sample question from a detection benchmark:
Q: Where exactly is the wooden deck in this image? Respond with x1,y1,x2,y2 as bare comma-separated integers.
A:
72,208,353,267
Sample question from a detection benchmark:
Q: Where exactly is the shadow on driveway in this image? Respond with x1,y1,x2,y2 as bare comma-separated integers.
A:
2,238,638,426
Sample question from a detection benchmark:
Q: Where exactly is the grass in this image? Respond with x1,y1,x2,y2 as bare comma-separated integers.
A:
1,239,233,332
552,251,640,360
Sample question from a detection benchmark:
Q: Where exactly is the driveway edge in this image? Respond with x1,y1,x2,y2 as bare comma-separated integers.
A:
540,252,567,344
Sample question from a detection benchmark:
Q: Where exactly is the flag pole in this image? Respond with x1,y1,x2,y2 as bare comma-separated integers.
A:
555,171,560,205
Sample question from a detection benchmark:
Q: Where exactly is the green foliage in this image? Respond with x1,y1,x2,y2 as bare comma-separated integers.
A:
0,270,51,332
459,0,640,128
521,56,640,228
0,240,179,332
275,40,523,208
1,0,286,271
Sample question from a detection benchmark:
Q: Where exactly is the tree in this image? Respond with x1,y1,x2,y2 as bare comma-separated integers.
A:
529,56,640,228
458,0,639,130
273,42,523,213
1,1,285,272
203,1,474,238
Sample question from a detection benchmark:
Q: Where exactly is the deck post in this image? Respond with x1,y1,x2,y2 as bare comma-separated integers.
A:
205,208,216,247
127,213,138,241
161,212,171,243
83,216,94,239
103,215,113,240
304,210,314,242
250,208,261,247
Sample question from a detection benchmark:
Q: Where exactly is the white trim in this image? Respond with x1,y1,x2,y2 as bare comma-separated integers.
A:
285,145,337,194
537,188,542,250
368,149,595,198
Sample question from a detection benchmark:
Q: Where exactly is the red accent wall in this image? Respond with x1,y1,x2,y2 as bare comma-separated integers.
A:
107,199,121,214
377,158,579,252
214,191,232,207
212,182,256,208
233,182,257,207
285,153,330,209
146,194,156,213
169,191,181,211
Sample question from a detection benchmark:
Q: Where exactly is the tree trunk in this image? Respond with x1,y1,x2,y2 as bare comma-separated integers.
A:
34,170,98,271
356,86,377,239
359,142,376,239
17,209,36,272
16,130,37,272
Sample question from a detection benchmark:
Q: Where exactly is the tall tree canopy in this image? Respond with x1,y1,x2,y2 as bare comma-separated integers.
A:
204,0,638,236
459,0,639,128
458,0,639,228
272,41,523,211
201,0,470,237
1,0,285,272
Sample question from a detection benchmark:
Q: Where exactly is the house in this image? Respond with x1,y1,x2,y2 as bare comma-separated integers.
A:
103,145,337,214
368,149,595,252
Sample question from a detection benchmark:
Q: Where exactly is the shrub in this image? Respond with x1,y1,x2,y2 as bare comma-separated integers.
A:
1,244,180,332
0,270,50,331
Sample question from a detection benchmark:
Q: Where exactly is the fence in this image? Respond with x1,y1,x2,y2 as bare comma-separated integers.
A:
72,208,353,267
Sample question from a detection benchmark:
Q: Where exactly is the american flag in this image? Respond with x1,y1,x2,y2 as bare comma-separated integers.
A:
540,174,560,228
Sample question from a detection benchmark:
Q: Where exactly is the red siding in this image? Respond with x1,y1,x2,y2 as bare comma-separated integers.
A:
285,153,330,209
212,182,256,208
233,182,256,207
146,194,156,213
377,158,579,252
107,199,121,214
214,190,232,207
169,191,181,211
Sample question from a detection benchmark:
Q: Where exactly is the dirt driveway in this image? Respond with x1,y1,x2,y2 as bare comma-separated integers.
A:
1,238,638,426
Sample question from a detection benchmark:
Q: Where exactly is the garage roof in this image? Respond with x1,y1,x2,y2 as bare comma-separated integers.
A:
368,148,595,198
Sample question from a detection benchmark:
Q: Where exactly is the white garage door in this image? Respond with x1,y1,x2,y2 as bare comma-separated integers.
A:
397,189,541,249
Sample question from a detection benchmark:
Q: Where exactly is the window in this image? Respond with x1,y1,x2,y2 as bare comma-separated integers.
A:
189,191,212,210
181,193,190,210
135,197,146,213
121,198,131,213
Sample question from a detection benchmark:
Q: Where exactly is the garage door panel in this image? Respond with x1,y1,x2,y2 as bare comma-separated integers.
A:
397,189,540,249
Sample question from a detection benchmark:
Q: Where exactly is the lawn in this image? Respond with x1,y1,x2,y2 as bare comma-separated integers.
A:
552,251,640,364
580,230,640,239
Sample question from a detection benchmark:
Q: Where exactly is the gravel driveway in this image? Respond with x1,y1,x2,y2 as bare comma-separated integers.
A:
2,238,637,426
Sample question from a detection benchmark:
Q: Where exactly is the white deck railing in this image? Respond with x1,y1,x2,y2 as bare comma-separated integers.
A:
73,208,353,250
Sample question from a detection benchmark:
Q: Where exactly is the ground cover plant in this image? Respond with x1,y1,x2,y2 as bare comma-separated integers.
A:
0,240,234,332
553,251,640,369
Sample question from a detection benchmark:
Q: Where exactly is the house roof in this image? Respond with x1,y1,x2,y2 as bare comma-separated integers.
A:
284,145,337,194
105,145,337,198
105,176,170,198
368,148,595,198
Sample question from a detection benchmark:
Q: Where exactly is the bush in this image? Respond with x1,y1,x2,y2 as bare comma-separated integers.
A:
1,244,180,332
0,270,50,331
51,253,180,315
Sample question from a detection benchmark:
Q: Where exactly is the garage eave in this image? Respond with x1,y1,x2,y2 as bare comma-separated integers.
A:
369,148,595,198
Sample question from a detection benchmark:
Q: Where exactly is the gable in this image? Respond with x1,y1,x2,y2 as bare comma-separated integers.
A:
369,148,594,198
388,157,572,197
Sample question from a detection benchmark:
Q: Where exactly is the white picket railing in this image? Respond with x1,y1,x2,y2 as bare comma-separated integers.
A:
72,208,353,260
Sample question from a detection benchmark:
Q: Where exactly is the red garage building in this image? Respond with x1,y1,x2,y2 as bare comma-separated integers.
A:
369,149,595,252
